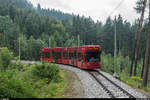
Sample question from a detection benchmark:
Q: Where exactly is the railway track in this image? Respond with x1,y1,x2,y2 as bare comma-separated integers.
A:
86,70,135,98
13,61,144,98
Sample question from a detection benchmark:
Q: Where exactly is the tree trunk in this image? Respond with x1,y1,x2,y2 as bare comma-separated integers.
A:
130,20,139,76
134,0,147,76
130,42,136,76
142,0,150,87
141,56,145,78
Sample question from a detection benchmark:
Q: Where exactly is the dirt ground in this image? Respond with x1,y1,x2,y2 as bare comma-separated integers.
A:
60,68,86,98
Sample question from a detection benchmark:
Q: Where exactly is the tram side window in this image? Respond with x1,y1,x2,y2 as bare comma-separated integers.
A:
41,52,45,59
71,52,74,59
77,53,82,61
73,51,77,59
69,52,73,59
55,52,61,59
69,52,71,59
63,52,68,59
58,52,61,59
54,52,58,59
52,51,55,58
63,52,65,58
45,52,50,58
55,52,57,59
66,52,68,59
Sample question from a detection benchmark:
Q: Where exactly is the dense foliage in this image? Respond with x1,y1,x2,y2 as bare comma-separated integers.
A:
101,52,145,80
0,0,147,61
0,69,36,98
0,47,14,71
37,3,73,22
0,47,66,98
1,0,149,96
101,52,150,92
101,51,150,82
31,62,61,83
0,48,36,98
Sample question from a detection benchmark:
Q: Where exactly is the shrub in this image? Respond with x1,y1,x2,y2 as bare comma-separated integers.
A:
101,52,131,75
0,47,14,71
31,62,61,83
101,52,114,74
0,69,36,98
116,52,131,75
131,76,143,82
9,60,29,72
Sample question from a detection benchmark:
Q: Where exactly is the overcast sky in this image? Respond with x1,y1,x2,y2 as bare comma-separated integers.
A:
28,0,142,23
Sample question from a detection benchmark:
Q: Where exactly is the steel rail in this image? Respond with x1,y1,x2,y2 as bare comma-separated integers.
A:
88,71,115,98
90,70,135,98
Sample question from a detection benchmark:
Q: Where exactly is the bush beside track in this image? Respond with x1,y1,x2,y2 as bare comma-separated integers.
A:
101,52,150,95
0,47,70,98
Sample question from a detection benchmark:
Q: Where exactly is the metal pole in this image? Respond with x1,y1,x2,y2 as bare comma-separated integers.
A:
115,16,117,73
78,35,80,47
113,16,119,78
71,37,73,46
49,37,51,48
19,37,20,61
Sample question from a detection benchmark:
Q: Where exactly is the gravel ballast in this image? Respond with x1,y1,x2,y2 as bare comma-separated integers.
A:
99,71,147,98
17,61,148,98
58,64,148,98
58,64,111,98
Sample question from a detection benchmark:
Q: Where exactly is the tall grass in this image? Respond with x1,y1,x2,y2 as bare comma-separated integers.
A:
0,47,14,71
31,62,61,83
0,47,66,98
101,52,143,77
101,52,150,93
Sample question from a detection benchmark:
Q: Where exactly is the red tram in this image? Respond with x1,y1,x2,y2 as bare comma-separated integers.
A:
40,45,101,69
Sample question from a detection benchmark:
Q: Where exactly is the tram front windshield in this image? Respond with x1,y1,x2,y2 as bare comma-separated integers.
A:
85,51,100,62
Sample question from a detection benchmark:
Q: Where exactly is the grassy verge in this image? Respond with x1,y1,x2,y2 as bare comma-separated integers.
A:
0,47,74,98
0,62,72,98
21,63,73,98
120,72,150,96
101,52,150,96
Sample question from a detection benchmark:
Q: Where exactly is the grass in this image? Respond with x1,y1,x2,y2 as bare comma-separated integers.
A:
100,52,150,97
0,48,73,98
0,62,72,98
20,63,72,98
39,69,70,98
120,72,142,88
120,72,150,96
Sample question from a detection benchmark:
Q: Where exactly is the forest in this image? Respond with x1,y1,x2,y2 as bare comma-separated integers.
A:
0,0,144,59
0,0,150,92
